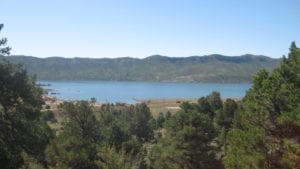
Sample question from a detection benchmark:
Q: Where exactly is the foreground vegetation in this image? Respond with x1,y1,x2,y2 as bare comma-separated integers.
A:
1,24,299,168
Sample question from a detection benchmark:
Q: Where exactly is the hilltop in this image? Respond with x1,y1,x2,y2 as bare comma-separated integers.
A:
2,54,280,83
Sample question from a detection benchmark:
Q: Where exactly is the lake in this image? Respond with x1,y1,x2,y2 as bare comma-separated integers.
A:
39,81,251,104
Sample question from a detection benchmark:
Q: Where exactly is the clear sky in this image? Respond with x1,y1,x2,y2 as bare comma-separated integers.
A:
1,0,299,58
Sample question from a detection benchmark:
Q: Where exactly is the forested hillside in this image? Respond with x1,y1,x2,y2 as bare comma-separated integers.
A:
3,54,280,83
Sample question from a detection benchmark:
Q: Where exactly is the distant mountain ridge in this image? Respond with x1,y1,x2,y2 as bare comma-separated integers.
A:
1,54,281,83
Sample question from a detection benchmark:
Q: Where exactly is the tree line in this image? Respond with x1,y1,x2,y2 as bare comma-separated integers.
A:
1,24,299,168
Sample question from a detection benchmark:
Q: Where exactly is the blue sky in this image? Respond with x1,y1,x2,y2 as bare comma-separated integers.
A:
1,0,299,58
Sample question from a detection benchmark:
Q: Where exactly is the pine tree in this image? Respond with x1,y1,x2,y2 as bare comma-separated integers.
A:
224,42,300,169
0,24,52,168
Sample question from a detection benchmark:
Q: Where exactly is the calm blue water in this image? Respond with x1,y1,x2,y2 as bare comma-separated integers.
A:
39,81,251,104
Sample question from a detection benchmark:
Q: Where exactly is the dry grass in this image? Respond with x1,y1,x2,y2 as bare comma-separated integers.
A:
138,98,198,118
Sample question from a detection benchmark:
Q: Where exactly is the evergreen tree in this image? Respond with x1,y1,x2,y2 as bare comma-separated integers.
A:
216,99,238,129
46,101,102,168
148,101,223,169
0,24,11,55
0,24,52,168
207,91,223,112
224,42,300,169
156,112,166,128
131,103,154,142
